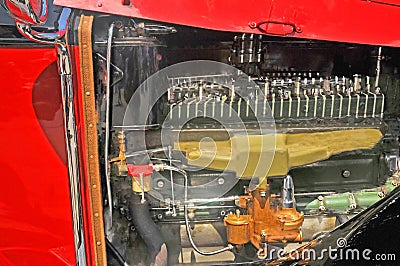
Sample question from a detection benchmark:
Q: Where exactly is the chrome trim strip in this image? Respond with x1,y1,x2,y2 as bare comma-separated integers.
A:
3,0,48,25
57,42,88,266
15,8,71,44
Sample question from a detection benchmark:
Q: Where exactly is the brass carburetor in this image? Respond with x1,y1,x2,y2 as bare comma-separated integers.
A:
224,176,304,258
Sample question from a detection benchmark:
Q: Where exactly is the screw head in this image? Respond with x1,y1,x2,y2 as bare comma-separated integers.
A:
342,170,351,178
157,180,165,188
249,22,257,29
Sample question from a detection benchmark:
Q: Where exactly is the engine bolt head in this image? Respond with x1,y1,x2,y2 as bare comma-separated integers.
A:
188,210,195,219
342,170,351,178
217,177,225,185
157,180,165,188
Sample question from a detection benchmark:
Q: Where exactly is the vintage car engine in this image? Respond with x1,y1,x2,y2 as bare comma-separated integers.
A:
89,16,400,265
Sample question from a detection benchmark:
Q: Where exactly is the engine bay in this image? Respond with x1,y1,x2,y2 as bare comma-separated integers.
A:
85,15,400,265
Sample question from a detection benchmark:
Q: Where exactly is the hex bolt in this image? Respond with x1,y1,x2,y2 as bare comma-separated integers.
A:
318,195,326,212
236,209,240,218
157,180,165,188
342,170,351,178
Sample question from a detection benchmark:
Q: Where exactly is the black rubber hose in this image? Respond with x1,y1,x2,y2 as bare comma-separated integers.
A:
106,238,127,266
129,193,167,266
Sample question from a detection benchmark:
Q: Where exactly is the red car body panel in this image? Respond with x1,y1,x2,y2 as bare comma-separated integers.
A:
55,0,400,47
0,47,76,266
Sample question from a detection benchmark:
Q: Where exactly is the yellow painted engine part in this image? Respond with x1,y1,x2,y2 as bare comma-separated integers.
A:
175,128,382,186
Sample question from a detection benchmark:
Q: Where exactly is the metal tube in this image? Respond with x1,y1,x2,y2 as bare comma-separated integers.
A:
185,195,240,204
375,46,382,88
168,146,177,216
125,147,168,158
95,53,124,87
162,165,233,255
105,23,115,232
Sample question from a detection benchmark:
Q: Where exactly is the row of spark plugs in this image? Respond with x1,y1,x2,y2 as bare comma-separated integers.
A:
231,33,263,64
261,74,381,99
168,82,229,103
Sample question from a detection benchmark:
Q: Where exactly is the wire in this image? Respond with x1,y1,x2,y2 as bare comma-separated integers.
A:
105,239,129,266
162,165,233,256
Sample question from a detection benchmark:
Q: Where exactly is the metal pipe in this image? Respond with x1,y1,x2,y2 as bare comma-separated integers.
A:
375,46,382,88
151,205,237,211
185,195,240,204
95,53,124,87
168,146,177,216
104,23,115,232
161,165,233,255
125,147,168,158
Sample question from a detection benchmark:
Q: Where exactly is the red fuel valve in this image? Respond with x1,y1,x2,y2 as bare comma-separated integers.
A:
127,164,153,178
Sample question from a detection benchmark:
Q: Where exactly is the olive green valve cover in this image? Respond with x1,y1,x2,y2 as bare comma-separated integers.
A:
175,128,382,187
